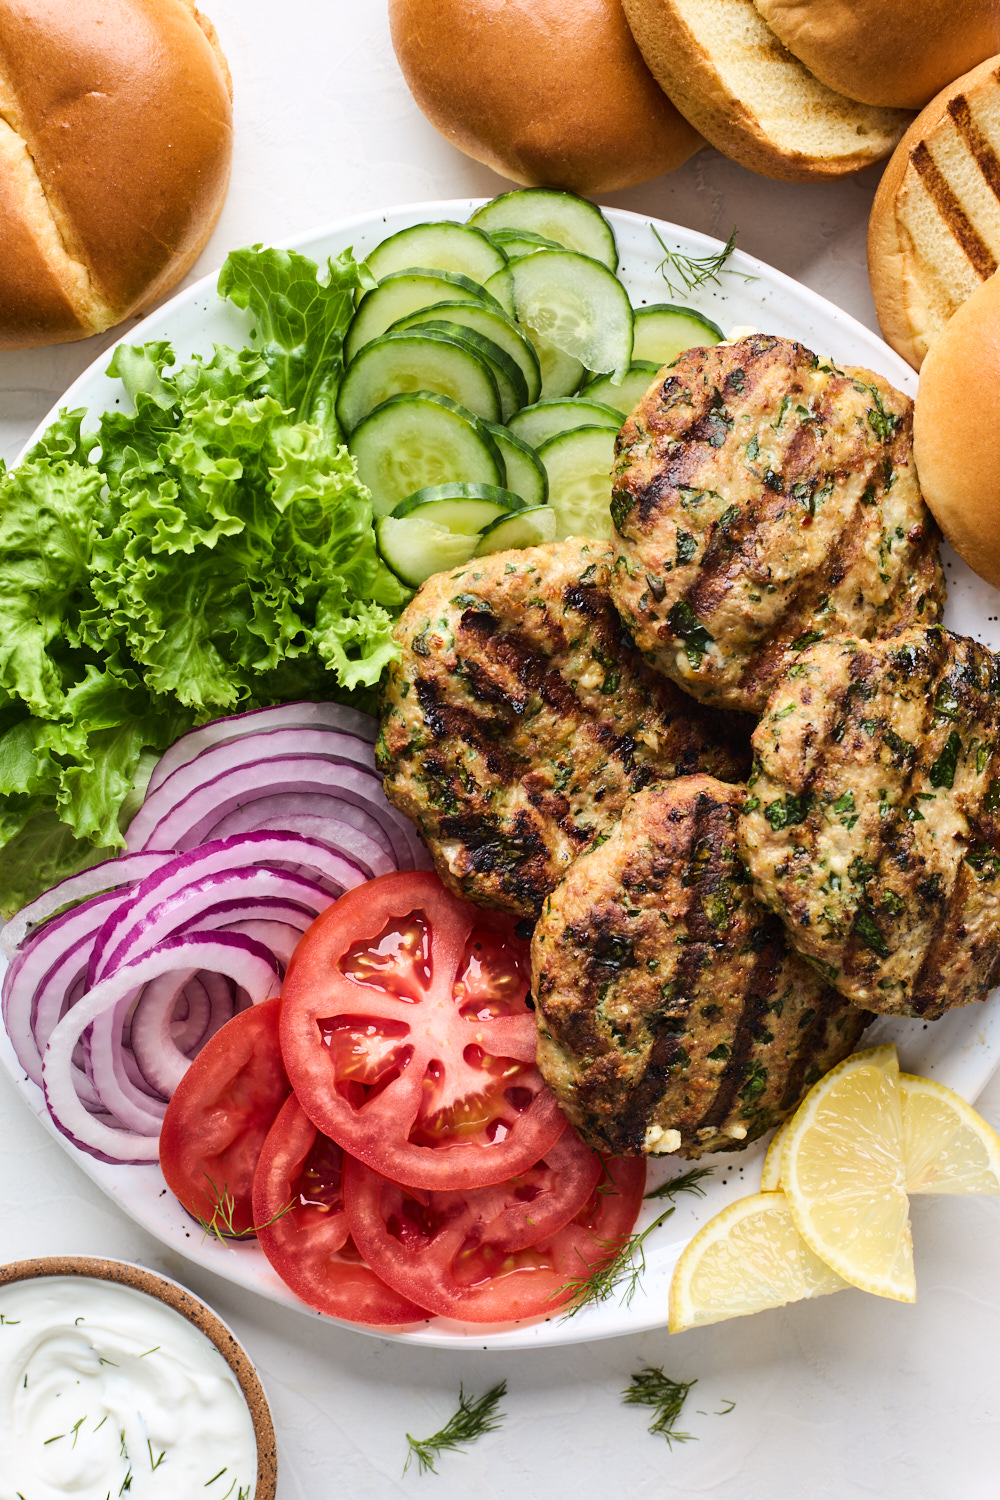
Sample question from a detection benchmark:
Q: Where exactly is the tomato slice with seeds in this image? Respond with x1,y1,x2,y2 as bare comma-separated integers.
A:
252,1094,428,1325
279,872,566,1189
159,998,290,1236
343,1150,646,1324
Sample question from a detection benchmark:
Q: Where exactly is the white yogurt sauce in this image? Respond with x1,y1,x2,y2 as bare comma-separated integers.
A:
0,1276,257,1500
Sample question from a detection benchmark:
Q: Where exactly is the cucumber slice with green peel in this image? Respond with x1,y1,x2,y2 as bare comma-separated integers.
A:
364,222,507,284
377,515,479,588
507,251,634,382
507,398,622,450
473,504,560,558
348,392,505,518
537,426,617,541
481,422,548,508
469,189,618,271
392,483,525,532
483,267,515,318
345,270,499,363
527,328,585,399
389,301,541,405
474,505,557,556
581,362,661,417
488,229,564,257
631,304,724,367
413,320,527,420
336,330,502,434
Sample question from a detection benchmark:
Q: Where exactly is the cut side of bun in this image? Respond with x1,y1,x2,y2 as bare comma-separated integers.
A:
388,0,703,195
868,56,1000,371
0,0,233,351
913,268,1000,590
621,0,913,182
753,0,1000,112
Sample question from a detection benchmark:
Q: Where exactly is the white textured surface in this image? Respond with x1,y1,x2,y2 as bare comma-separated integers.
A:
2,2,1000,1496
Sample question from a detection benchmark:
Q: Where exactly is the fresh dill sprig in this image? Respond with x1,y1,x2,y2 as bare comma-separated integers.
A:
403,1381,507,1475
70,1417,86,1448
148,1439,166,1470
651,226,757,300
622,1367,698,1447
557,1207,675,1318
194,1175,293,1244
644,1166,714,1202
715,1399,736,1415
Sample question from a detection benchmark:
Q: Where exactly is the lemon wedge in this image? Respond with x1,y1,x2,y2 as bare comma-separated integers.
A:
901,1073,1000,1194
780,1044,915,1302
760,1116,790,1191
668,1190,847,1332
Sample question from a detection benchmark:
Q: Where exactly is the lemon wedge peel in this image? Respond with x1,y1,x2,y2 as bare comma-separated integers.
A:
668,1190,847,1334
780,1044,916,1303
760,1115,789,1191
900,1072,1000,1195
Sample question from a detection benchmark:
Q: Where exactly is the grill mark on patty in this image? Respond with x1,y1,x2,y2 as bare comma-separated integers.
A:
415,676,520,781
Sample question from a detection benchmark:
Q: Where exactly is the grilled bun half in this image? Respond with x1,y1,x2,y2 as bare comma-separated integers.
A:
621,0,912,182
754,0,1000,111
0,0,232,351
869,57,1000,371
913,269,1000,591
387,0,703,194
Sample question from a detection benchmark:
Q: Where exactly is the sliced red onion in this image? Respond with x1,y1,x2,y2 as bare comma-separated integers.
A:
166,974,212,1054
145,700,378,798
93,863,336,983
86,987,169,1131
125,757,424,868
42,933,282,1163
126,969,200,1099
1,851,173,958
202,800,395,875
218,919,305,966
126,729,377,848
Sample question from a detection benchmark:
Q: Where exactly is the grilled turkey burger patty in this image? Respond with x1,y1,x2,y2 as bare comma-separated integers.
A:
377,539,751,919
610,335,945,714
531,777,868,1158
739,627,1000,1018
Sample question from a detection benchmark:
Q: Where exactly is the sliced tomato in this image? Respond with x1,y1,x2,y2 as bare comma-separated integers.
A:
343,1149,646,1324
252,1094,428,1326
278,871,566,1189
159,997,290,1236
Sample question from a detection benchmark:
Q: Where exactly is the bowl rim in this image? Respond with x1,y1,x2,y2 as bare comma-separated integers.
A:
0,1254,277,1498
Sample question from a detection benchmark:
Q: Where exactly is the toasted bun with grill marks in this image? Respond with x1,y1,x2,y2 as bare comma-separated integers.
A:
913,268,1000,590
620,0,912,182
387,0,703,195
754,0,1000,111
0,0,232,351
868,56,1000,371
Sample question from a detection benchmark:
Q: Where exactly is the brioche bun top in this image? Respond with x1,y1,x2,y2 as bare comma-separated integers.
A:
754,0,1000,111
387,0,703,195
0,0,232,350
913,269,1000,590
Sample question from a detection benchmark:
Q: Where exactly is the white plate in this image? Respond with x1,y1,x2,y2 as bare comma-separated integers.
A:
4,200,1000,1352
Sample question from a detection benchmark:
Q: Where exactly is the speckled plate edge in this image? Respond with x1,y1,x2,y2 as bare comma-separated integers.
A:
3,199,1000,1351
0,1254,277,1497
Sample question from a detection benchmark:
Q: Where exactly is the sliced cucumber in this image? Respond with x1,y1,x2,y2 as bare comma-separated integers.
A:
389,301,541,405
393,483,524,532
336,330,501,434
527,327,586,399
349,392,505,518
481,422,548,508
469,189,618,271
488,228,564,257
581,362,660,417
364,222,507,284
507,398,622,450
483,267,515,318
475,505,557,556
507,251,633,382
345,270,498,363
414,320,527,421
631,303,724,367
537,426,617,541
377,515,479,588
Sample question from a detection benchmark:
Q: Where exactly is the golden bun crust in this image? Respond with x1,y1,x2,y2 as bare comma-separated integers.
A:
754,0,1000,111
0,0,233,351
868,56,1000,372
387,0,703,195
913,269,1000,591
621,0,912,183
